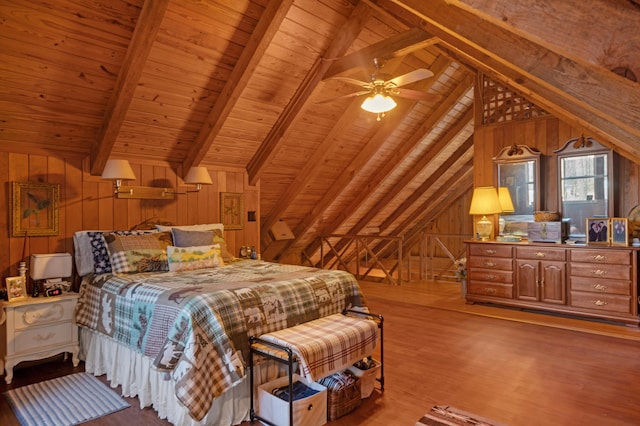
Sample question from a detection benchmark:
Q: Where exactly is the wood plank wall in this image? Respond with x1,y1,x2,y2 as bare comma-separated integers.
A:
0,151,259,285
474,115,640,220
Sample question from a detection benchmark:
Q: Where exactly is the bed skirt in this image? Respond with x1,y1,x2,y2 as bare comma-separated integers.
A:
80,327,264,426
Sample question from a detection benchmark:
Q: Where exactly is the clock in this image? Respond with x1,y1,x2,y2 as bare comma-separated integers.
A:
239,246,248,258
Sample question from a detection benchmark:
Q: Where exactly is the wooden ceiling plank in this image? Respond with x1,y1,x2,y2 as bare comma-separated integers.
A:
246,1,373,185
390,0,640,159
90,0,170,175
182,0,295,175
323,27,438,78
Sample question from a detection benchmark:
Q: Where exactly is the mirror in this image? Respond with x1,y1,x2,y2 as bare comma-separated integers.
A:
555,136,613,241
494,145,541,236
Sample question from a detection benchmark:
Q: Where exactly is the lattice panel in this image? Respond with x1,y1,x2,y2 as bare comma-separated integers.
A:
481,75,548,124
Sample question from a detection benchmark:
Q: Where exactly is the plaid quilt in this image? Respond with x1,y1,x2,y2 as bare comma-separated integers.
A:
75,260,366,421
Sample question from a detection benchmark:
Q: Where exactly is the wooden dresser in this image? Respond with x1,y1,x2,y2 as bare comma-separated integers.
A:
466,241,639,326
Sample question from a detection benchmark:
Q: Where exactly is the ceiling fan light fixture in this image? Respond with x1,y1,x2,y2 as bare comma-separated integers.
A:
361,93,397,114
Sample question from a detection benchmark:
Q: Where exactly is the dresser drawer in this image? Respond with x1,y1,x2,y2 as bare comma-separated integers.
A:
13,322,75,355
516,247,566,261
468,269,512,284
570,249,631,265
468,257,513,271
12,299,75,330
468,282,513,298
570,263,630,281
469,244,512,258
570,277,631,296
569,292,632,314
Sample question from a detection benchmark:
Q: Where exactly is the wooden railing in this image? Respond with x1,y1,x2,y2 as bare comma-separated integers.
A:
409,232,471,281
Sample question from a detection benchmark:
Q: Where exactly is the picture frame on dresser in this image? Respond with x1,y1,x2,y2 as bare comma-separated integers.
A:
586,218,610,245
611,218,628,246
6,276,27,302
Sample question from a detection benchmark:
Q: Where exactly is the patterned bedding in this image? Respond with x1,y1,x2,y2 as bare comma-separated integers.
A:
75,260,366,421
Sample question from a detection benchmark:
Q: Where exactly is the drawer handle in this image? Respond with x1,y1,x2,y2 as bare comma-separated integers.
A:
591,255,606,262
593,283,608,291
24,304,64,325
592,300,607,307
484,288,496,294
483,261,496,267
535,252,546,258
592,269,607,276
33,332,56,342
484,249,496,255
485,274,497,280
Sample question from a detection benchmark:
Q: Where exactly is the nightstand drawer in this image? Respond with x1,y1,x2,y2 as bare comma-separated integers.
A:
13,299,75,330
13,322,75,354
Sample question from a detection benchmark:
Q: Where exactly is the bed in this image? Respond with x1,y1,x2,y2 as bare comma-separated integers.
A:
72,224,367,426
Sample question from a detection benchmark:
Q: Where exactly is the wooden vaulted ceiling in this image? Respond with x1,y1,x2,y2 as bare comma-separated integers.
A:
2,0,639,263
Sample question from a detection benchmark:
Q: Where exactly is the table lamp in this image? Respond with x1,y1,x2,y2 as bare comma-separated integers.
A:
469,186,502,241
498,187,515,234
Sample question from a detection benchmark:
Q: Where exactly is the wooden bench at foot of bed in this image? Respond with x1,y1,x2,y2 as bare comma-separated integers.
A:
248,310,384,426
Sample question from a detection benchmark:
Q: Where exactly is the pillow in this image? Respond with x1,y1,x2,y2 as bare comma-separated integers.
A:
86,230,157,275
167,244,224,272
104,231,173,273
157,223,234,262
171,228,214,247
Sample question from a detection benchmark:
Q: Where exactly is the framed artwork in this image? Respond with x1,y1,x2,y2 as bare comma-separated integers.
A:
6,276,27,302
611,217,629,246
12,182,60,237
586,218,610,245
220,192,244,230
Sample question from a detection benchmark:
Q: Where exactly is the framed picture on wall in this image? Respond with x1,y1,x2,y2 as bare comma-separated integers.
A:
611,217,628,246
220,192,244,230
12,181,60,237
586,218,610,245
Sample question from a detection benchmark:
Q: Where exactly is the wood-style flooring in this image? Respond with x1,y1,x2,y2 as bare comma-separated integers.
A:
2,279,640,426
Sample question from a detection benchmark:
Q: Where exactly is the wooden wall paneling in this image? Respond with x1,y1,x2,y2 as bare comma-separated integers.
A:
65,158,84,255
47,156,67,254
8,153,29,276
0,152,9,279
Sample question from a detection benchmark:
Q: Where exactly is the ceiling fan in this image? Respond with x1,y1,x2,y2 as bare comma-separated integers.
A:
320,58,440,120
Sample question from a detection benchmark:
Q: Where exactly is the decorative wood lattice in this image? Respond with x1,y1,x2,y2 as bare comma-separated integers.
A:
481,76,548,124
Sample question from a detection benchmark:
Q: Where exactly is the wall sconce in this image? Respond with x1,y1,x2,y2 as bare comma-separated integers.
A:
101,159,136,193
182,166,213,192
469,186,502,241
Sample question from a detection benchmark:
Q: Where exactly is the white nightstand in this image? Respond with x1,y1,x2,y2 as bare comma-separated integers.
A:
0,292,80,384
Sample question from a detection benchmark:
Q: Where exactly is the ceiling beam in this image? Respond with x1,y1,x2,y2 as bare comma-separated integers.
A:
90,0,170,176
389,0,640,159
181,0,294,176
246,1,372,185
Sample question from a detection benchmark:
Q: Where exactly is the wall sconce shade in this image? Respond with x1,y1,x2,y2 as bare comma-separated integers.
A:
469,186,502,241
498,187,515,213
101,159,136,185
30,253,72,281
361,93,397,114
184,166,212,192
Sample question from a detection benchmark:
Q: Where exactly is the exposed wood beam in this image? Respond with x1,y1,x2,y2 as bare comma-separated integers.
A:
182,0,294,176
323,27,438,79
90,0,170,176
389,0,640,159
246,1,372,185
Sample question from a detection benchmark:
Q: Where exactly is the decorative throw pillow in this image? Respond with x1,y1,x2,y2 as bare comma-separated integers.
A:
87,230,156,274
104,231,173,273
171,228,214,247
167,244,224,272
157,223,234,262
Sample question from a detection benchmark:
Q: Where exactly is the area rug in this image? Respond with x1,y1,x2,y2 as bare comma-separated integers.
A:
416,405,505,426
4,373,130,426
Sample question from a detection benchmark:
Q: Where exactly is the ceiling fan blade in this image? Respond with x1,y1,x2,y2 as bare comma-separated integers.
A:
393,88,441,102
316,90,371,104
387,68,434,87
325,76,371,88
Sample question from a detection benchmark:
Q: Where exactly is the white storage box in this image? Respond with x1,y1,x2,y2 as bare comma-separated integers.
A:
347,359,380,398
258,373,327,426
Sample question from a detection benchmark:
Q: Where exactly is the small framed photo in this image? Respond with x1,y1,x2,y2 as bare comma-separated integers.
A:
586,218,610,245
6,276,28,302
611,217,629,246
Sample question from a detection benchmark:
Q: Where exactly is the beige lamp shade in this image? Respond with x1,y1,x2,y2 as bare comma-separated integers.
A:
30,253,72,280
498,187,515,213
184,166,213,185
101,159,136,181
469,187,502,215
361,94,397,113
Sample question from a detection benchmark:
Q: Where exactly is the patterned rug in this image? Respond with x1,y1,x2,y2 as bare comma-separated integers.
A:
4,373,130,426
416,405,505,426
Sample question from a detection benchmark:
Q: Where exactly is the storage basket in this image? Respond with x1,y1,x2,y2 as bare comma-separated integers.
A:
318,371,361,420
534,211,561,222
347,358,380,398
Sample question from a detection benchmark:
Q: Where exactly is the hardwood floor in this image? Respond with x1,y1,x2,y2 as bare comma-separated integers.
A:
2,280,640,425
